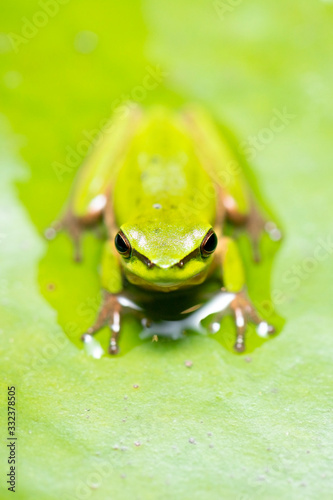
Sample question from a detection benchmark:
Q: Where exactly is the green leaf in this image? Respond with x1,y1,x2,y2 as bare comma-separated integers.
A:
1,0,333,498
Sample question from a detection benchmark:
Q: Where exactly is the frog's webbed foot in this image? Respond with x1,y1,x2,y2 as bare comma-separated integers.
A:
44,212,83,262
246,202,282,263
230,291,275,352
81,292,122,355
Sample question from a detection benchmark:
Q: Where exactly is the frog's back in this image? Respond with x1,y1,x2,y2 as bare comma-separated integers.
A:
113,108,217,226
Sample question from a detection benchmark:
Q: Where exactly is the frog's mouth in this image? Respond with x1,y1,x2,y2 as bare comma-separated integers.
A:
123,267,209,293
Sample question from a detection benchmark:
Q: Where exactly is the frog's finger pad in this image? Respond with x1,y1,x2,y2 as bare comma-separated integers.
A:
234,336,246,353
81,332,92,342
256,322,275,338
44,220,63,240
108,338,120,355
229,292,276,352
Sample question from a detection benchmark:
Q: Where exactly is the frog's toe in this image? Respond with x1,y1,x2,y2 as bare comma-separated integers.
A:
234,336,246,353
208,309,226,334
81,323,100,340
108,339,120,355
44,219,63,241
81,332,92,342
265,221,282,242
256,321,275,338
232,306,246,352
74,248,82,262
246,203,282,262
208,321,221,334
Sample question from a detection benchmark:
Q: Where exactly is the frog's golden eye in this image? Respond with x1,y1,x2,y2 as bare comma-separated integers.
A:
115,231,131,258
201,230,218,258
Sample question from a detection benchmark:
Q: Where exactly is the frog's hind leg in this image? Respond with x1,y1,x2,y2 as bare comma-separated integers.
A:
44,212,82,262
221,193,282,262
44,204,105,262
234,199,282,263
241,200,266,263
46,104,143,261
182,106,281,262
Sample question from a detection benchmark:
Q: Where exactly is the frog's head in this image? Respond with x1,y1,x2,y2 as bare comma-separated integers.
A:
114,215,218,292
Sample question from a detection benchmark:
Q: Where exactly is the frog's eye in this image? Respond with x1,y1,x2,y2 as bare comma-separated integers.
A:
201,230,218,258
115,231,131,258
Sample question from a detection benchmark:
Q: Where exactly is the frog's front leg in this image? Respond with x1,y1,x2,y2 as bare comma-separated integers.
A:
217,236,275,352
81,240,124,354
81,291,122,354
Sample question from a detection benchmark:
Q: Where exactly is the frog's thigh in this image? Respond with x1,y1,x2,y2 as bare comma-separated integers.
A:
182,106,250,224
220,236,245,293
71,105,143,222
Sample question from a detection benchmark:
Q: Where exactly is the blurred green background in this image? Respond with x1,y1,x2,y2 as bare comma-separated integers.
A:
1,0,333,499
